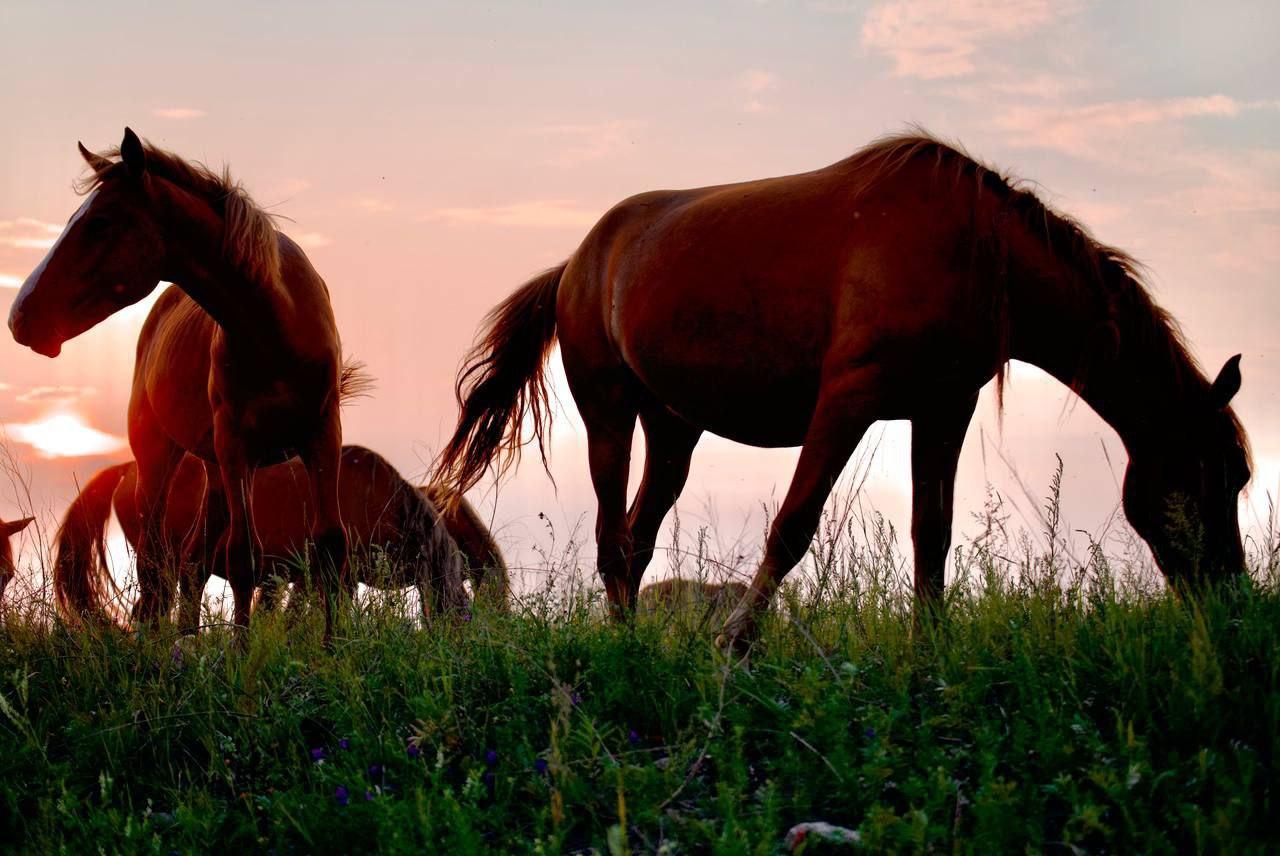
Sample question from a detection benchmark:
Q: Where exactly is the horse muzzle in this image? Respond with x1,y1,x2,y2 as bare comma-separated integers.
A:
8,307,63,358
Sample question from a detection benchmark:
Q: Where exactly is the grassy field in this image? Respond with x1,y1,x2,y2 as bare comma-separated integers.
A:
1,491,1278,854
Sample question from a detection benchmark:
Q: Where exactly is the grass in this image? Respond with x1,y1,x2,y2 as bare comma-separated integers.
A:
0,477,1278,853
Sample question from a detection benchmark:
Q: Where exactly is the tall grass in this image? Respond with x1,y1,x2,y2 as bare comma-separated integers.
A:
0,468,1277,853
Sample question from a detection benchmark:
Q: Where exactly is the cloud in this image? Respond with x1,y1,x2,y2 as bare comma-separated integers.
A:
292,232,332,248
0,218,61,251
15,385,97,406
423,199,601,230
737,69,780,113
996,95,1279,161
527,120,644,167
2,412,127,459
861,0,1083,79
152,107,206,119
355,197,395,214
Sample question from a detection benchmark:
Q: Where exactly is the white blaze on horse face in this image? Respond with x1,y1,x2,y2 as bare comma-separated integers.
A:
14,190,99,309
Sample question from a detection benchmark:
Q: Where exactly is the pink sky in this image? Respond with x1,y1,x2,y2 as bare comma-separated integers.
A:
1,1,1277,592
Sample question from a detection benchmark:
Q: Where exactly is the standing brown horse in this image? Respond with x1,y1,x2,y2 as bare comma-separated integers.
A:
52,446,508,630
436,131,1251,649
9,129,352,640
0,516,36,608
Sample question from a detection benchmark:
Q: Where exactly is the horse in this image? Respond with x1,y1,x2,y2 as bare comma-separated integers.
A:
637,579,749,622
435,130,1251,651
9,129,354,640
0,516,36,608
52,446,509,630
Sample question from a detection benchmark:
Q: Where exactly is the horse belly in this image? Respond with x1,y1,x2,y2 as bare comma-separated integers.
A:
612,270,831,446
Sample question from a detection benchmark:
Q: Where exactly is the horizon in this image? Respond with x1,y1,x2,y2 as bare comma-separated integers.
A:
2,1,1278,597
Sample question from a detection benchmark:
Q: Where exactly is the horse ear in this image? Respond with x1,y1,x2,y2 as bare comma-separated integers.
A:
78,142,112,173
0,516,35,538
121,127,147,177
1210,354,1242,410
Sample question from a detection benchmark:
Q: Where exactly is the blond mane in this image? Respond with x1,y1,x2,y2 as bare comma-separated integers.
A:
77,140,281,286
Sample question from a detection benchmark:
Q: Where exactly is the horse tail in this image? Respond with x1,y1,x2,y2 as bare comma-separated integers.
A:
423,483,510,610
54,461,131,626
434,262,565,499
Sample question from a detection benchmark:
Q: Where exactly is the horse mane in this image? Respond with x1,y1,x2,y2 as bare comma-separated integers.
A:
841,129,1250,464
339,358,376,405
75,140,281,287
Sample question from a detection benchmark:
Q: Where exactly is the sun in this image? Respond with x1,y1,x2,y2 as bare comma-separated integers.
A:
5,411,128,459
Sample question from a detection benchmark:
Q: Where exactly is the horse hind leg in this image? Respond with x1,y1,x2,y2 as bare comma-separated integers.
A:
578,390,641,618
625,406,701,602
718,374,878,653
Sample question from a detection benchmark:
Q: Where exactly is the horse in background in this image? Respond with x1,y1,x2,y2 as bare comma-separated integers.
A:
435,130,1250,651
9,129,355,640
53,446,508,630
638,579,748,623
0,516,35,608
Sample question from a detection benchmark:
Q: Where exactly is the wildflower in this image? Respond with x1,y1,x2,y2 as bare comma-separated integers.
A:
484,749,498,768
627,730,641,747
462,612,473,623
365,789,375,802
571,692,582,706
338,739,350,750
534,758,549,775
334,785,349,807
482,770,495,791
368,763,384,780
864,727,876,741
310,747,326,763
407,742,421,759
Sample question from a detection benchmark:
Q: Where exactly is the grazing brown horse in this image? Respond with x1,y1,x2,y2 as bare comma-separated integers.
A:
9,129,352,640
436,131,1251,650
0,516,36,607
52,446,508,629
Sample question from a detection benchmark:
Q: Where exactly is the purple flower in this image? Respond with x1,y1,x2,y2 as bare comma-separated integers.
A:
482,770,495,791
407,742,422,759
571,692,582,706
334,785,349,806
534,758,549,775
462,612,473,623
864,727,876,741
628,730,641,747
368,763,384,780
338,739,350,751
364,789,375,802
484,749,498,768
310,747,326,763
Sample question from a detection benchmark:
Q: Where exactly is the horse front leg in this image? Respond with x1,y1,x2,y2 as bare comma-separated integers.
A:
214,422,260,635
129,404,185,626
177,464,228,634
302,408,348,645
909,394,978,618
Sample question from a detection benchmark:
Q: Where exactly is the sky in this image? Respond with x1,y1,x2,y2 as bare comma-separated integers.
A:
1,0,1277,596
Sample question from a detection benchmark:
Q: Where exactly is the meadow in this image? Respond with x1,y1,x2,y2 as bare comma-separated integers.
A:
0,477,1278,855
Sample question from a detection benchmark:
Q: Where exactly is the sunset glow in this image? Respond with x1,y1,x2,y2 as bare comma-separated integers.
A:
5,412,128,459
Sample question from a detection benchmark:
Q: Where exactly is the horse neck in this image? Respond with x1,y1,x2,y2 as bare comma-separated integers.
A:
156,180,286,339
1008,249,1204,455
